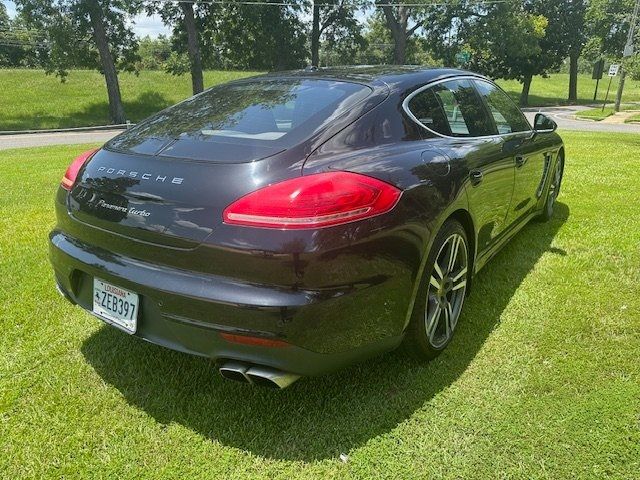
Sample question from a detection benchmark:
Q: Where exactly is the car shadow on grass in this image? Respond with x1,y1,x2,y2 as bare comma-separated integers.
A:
81,202,569,462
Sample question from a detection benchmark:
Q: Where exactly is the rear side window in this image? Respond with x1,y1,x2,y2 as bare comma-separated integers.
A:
107,79,371,162
407,79,494,137
474,80,531,134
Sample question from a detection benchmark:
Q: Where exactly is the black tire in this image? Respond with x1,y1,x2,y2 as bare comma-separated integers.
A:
539,153,564,222
405,219,469,360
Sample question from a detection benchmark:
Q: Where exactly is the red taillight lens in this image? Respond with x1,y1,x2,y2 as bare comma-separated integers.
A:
61,148,99,190
223,172,402,229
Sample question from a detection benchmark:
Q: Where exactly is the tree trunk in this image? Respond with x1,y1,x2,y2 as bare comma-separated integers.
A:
392,32,407,65
87,0,126,124
311,1,320,66
568,51,579,104
181,1,204,95
381,5,408,65
614,68,626,112
520,74,532,107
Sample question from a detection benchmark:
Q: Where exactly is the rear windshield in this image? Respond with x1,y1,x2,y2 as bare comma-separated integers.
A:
107,78,371,162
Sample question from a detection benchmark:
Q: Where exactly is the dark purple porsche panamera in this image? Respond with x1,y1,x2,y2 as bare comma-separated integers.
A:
49,66,564,388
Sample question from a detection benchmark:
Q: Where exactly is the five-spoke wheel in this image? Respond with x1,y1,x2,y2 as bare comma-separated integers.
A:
426,233,468,348
406,219,469,358
540,154,564,222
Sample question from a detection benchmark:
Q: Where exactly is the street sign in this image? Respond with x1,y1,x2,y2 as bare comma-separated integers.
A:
592,59,605,80
455,52,471,65
608,64,620,76
624,44,634,57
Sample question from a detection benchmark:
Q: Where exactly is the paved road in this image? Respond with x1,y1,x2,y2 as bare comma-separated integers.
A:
1,105,638,151
523,105,640,134
0,129,124,151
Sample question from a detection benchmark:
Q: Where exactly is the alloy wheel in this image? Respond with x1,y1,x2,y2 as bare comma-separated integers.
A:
424,233,468,349
547,160,562,213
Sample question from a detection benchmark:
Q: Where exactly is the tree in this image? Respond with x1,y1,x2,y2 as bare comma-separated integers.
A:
559,0,588,103
587,0,636,57
422,1,571,106
0,5,44,67
205,0,307,70
375,0,426,64
357,11,434,65
146,1,212,95
16,0,140,124
310,0,363,67
136,35,171,70
180,1,203,94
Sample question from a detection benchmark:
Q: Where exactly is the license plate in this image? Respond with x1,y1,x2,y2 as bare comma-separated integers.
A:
92,278,139,333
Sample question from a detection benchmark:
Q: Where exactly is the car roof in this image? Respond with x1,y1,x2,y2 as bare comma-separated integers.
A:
261,65,486,90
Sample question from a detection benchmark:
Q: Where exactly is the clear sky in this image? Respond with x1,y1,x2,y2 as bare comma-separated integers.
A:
3,0,171,38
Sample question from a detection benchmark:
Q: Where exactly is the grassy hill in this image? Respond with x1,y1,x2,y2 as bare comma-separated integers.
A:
0,69,261,131
1,69,640,131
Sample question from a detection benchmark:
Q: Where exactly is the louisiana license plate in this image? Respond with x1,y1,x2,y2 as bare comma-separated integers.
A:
92,278,139,333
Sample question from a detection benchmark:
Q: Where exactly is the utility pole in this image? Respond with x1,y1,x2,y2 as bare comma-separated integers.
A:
614,0,640,112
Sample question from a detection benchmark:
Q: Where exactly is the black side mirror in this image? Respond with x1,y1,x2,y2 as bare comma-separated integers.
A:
534,113,557,133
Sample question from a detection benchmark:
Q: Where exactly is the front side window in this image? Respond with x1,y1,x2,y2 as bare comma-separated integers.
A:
407,79,494,138
474,80,531,134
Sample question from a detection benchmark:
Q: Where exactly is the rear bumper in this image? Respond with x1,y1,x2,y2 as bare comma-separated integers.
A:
49,231,404,376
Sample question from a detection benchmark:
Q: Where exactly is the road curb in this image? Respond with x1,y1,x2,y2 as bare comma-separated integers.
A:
0,124,133,136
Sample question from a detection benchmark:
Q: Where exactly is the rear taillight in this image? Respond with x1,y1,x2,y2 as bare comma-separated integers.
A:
223,171,401,229
61,148,99,190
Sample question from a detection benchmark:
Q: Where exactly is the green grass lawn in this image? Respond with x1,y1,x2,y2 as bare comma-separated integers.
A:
1,132,639,478
498,73,640,107
2,69,640,131
0,69,261,131
625,112,640,123
575,106,618,121
574,104,640,121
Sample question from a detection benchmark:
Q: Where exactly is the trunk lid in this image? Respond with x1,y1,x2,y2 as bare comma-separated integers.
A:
68,147,288,248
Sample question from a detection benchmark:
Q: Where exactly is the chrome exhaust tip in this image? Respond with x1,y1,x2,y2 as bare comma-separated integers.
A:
218,361,300,389
218,361,250,383
245,366,301,389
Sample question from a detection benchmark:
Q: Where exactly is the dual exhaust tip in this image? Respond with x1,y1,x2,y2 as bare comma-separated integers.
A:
219,361,300,389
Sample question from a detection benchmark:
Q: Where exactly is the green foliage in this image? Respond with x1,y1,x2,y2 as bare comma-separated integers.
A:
357,13,394,65
205,1,308,70
135,35,171,70
315,0,366,66
0,6,44,67
14,0,141,78
357,12,434,66
0,2,8,26
424,1,569,83
586,0,636,57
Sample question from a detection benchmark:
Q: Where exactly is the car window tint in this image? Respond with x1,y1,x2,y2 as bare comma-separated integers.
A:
408,79,494,137
107,79,371,161
474,80,531,134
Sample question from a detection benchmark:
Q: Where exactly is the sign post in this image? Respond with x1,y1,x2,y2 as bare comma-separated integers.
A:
592,59,605,101
614,0,639,111
602,64,619,112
